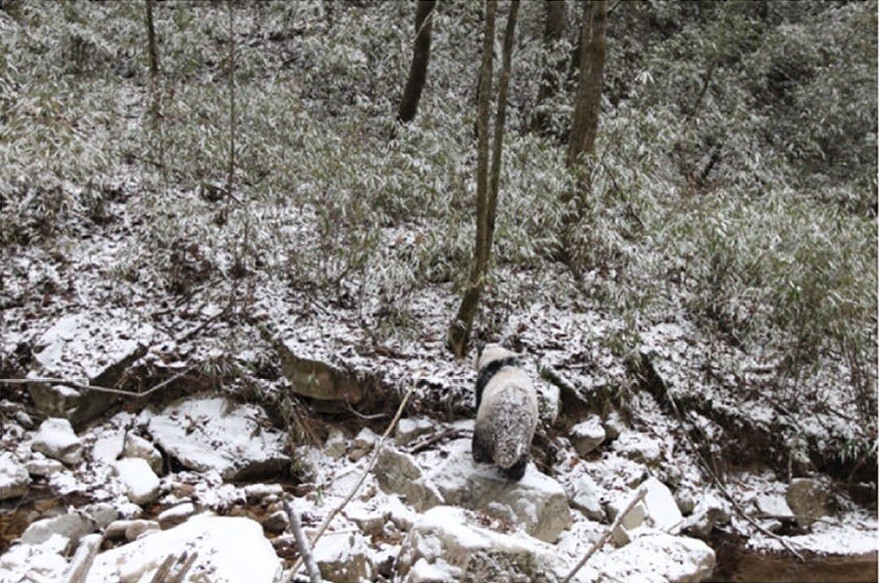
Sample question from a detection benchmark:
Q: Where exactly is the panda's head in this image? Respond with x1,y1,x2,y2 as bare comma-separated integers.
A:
474,343,517,372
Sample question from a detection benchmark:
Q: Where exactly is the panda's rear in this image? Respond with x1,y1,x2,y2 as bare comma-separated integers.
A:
472,345,539,481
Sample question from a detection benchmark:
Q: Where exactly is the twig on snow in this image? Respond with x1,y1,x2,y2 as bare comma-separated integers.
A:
406,427,464,454
285,378,417,581
1,365,197,400
284,500,322,583
562,488,648,583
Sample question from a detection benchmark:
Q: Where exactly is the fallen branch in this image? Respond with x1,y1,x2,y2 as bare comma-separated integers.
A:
563,488,648,583
1,365,197,400
285,379,417,581
166,551,199,583
406,427,464,454
149,554,176,583
284,500,322,583
64,533,102,583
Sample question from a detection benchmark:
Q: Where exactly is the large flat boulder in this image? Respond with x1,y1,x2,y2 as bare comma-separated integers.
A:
397,506,573,583
597,531,716,583
275,338,364,404
26,311,153,428
426,440,571,543
146,396,289,481
86,516,282,583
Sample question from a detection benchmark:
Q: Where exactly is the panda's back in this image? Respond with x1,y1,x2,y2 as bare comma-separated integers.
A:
477,367,538,468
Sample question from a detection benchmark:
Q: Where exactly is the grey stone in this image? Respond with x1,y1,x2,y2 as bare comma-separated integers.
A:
324,428,348,460
125,519,160,541
374,448,442,510
147,397,290,481
122,434,164,475
755,494,795,521
83,503,119,529
275,339,365,404
31,418,83,466
21,512,96,548
261,510,290,533
157,502,195,529
683,493,730,538
113,458,161,505
312,532,375,583
601,531,716,583
25,458,66,477
569,417,606,457
568,474,606,522
427,441,571,543
602,411,627,441
0,454,31,499
395,418,434,446
26,312,153,428
786,478,831,528
348,427,378,462
397,506,570,583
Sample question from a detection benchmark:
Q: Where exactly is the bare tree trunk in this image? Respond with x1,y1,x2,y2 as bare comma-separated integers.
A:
227,2,236,198
531,0,566,134
397,0,437,123
447,0,519,359
566,0,606,168
145,0,160,121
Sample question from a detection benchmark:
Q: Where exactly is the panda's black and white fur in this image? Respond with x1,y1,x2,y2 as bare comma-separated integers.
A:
472,344,539,481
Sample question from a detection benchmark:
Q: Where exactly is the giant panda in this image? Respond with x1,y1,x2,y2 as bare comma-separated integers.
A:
472,343,539,481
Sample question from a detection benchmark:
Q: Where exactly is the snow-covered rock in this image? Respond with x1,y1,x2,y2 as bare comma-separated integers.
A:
642,477,684,533
20,512,96,549
568,473,605,522
125,519,160,541
31,418,82,466
0,454,30,499
427,440,571,543
348,427,378,461
157,502,195,529
24,457,65,477
312,531,375,583
395,417,434,446
275,341,365,404
397,506,571,583
122,434,163,474
244,483,285,503
26,311,153,427
598,531,715,583
602,411,627,441
86,516,282,583
0,535,69,581
146,396,290,481
755,494,795,521
345,504,389,536
261,509,290,533
613,432,663,466
786,477,831,528
374,448,442,509
324,427,348,459
570,416,606,456
82,503,119,530
113,458,161,505
682,493,730,538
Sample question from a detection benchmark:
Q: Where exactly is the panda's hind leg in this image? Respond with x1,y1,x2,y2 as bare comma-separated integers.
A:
472,428,491,464
501,455,529,481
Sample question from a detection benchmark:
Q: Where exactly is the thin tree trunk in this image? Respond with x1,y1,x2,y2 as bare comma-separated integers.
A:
448,0,518,359
566,0,606,168
531,0,566,134
397,0,437,123
227,2,236,197
146,0,160,120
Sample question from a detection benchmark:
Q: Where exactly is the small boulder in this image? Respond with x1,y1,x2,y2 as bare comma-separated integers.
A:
32,418,82,466
397,506,570,583
147,397,290,481
113,458,161,505
427,441,571,543
602,411,626,441
568,474,605,522
570,417,606,457
395,418,434,446
755,494,795,521
683,493,730,538
157,502,195,529
244,483,285,503
0,454,31,499
125,519,160,541
374,448,442,510
312,532,375,583
25,458,65,478
86,516,282,583
612,432,662,466
82,503,119,530
348,427,378,462
599,531,715,583
324,428,348,460
261,510,290,533
123,434,163,475
786,478,831,528
20,512,96,549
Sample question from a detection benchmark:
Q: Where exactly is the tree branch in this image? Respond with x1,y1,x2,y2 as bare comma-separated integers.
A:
284,500,322,583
